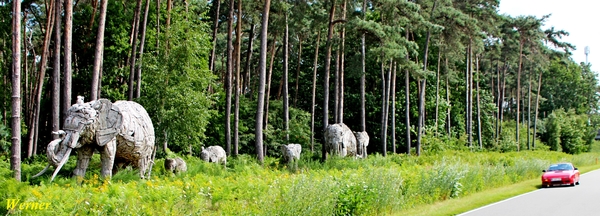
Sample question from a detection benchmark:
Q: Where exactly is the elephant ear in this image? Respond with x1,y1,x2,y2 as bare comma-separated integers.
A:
94,99,123,146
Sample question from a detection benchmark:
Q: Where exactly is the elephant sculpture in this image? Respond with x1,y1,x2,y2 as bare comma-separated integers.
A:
324,123,369,158
33,97,155,181
354,131,370,159
281,144,302,169
200,146,227,167
164,157,187,174
324,123,357,157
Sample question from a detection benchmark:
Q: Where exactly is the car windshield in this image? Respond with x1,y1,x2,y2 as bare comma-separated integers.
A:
547,163,573,171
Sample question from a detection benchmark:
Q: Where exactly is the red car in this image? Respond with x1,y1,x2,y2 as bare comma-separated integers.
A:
541,163,580,188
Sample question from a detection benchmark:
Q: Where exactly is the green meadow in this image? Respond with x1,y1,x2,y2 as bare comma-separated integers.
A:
2,148,600,215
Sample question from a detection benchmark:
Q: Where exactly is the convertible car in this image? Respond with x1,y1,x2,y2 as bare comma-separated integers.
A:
541,163,580,188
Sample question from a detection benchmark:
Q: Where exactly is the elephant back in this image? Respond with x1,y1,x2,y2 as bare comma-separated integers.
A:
113,101,155,163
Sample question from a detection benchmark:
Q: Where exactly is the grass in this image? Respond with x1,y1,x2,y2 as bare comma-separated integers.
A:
2,148,600,215
394,162,600,216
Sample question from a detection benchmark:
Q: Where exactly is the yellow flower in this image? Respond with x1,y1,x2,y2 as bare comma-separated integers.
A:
31,188,43,198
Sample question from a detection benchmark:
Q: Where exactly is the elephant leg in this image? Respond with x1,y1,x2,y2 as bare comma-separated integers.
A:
73,145,94,177
137,156,149,179
100,139,117,178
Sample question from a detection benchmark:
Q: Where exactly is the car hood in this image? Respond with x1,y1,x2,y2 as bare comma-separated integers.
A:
542,171,574,178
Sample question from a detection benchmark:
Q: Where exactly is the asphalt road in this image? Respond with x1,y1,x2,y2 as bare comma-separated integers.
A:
459,169,600,216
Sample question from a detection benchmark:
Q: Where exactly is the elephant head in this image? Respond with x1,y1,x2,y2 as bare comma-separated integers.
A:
34,98,123,181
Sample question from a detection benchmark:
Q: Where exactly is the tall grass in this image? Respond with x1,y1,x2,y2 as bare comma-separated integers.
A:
1,149,600,215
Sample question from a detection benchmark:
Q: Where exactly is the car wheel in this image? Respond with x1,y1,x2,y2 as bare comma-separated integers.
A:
576,181,580,185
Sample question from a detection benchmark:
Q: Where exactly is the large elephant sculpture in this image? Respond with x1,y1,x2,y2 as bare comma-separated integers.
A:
324,123,357,157
324,123,369,158
34,97,155,181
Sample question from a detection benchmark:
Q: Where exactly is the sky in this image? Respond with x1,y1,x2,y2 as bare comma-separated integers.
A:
498,0,599,72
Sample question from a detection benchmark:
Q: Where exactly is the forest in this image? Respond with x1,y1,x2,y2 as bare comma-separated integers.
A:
2,0,600,214
2,0,600,191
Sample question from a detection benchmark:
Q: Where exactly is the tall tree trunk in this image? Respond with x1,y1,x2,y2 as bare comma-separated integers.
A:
445,58,451,137
527,71,532,150
495,61,500,142
263,41,280,130
63,0,73,115
405,30,411,154
23,14,29,134
435,50,441,137
391,61,397,154
310,31,321,152
500,62,507,140
277,74,284,100
135,0,151,98
533,70,542,148
156,0,160,52
243,23,255,95
166,0,172,30
293,36,303,107
209,0,220,71
128,0,143,101
283,8,290,143
418,2,435,154
233,0,242,156
465,44,472,148
516,41,524,151
91,0,108,100
476,55,482,149
360,0,366,132
322,0,337,161
338,0,347,124
165,0,172,50
225,0,234,155
264,40,280,157
380,59,388,156
29,0,55,156
255,0,271,164
417,78,426,156
52,0,62,140
334,49,339,123
11,0,22,181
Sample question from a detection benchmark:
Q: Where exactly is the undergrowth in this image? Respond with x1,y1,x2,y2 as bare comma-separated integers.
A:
1,149,600,215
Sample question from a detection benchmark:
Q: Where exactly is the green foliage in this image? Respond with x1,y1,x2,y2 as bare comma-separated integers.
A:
540,58,600,115
0,116,10,155
495,120,545,152
544,109,594,154
138,2,216,155
3,149,600,215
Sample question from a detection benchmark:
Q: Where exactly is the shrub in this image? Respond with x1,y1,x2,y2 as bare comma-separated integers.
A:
544,109,594,154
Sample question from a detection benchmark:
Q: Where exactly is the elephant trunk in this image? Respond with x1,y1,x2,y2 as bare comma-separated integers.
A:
46,138,65,167
50,147,72,182
42,131,79,182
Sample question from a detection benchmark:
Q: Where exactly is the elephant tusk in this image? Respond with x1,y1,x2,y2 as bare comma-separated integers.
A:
32,164,51,178
50,148,72,182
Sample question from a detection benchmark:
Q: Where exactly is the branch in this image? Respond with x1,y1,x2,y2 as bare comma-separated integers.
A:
332,19,347,25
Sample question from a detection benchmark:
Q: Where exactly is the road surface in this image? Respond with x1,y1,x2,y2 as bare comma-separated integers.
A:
459,169,600,216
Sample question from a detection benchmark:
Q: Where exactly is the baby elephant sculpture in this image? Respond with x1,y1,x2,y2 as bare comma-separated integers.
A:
354,131,370,159
281,144,302,169
33,97,155,181
164,157,187,174
200,146,227,166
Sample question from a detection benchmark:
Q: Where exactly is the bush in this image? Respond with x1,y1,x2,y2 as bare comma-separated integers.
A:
544,109,594,154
